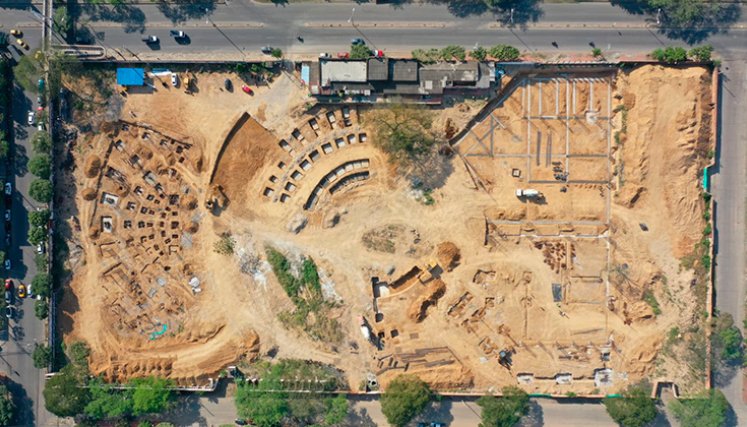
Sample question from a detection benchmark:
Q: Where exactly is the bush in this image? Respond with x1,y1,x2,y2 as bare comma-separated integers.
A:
439,45,466,62
380,374,432,427
32,343,51,368
350,44,372,60
0,139,8,160
651,46,688,63
603,383,657,427
471,46,487,61
32,273,52,298
592,47,603,57
669,389,729,427
235,385,288,427
477,386,530,427
270,48,283,59
66,341,90,367
688,45,714,62
29,209,51,228
29,154,52,179
35,299,49,320
29,179,53,203
489,44,521,61
213,233,235,255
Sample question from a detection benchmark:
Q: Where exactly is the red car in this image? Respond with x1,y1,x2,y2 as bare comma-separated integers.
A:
241,85,253,95
336,52,350,59
373,49,384,58
4,279,12,290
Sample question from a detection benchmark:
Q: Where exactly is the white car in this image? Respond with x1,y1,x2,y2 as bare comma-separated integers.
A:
3,182,10,196
4,209,9,222
27,111,35,126
37,243,45,254
4,259,10,271
319,52,331,59
37,122,44,131
171,73,178,87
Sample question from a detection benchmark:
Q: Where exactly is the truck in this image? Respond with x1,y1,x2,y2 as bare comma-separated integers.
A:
515,189,541,199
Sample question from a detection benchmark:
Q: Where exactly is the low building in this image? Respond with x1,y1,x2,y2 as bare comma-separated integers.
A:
306,58,496,103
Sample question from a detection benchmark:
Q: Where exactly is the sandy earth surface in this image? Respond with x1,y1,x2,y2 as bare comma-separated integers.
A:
58,65,712,394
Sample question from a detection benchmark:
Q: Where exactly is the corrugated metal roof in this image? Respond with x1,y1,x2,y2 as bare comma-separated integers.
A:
116,68,145,86
390,60,419,82
367,58,389,81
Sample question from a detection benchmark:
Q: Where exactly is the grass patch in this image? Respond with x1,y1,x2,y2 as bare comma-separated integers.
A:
643,289,662,316
266,247,343,344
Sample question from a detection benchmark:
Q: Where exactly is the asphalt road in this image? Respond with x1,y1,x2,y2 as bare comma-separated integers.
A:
1,81,50,426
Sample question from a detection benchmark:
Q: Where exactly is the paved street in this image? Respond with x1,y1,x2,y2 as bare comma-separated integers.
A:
2,80,51,426
0,1,745,425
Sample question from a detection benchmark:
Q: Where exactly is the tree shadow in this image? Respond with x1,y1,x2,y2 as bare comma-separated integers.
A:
611,0,742,44
165,393,208,427
157,0,216,25
347,405,377,427
518,400,544,426
415,398,455,425
78,3,146,34
2,376,35,426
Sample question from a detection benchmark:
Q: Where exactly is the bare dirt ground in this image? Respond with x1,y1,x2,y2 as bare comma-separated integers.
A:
59,65,712,394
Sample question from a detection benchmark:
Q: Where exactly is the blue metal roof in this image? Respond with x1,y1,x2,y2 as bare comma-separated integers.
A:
117,68,145,86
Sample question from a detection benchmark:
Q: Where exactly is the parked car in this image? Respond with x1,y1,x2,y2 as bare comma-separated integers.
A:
171,73,178,87
38,122,44,131
142,35,159,44
4,209,10,222
261,46,273,54
16,38,29,50
27,283,33,299
319,52,331,59
17,284,25,299
4,279,12,290
224,79,233,91
4,259,10,271
27,111,35,126
4,290,11,305
241,85,253,95
373,49,385,58
336,52,350,59
4,182,11,196
37,94,45,106
5,306,14,320
351,37,365,45
37,243,45,255
170,30,186,38
10,29,22,38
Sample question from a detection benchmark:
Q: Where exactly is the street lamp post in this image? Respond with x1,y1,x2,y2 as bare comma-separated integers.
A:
348,7,356,25
510,8,514,25
656,8,661,25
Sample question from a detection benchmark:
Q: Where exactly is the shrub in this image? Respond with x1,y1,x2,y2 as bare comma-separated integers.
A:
688,44,714,62
32,132,52,154
213,233,235,255
32,343,51,368
439,45,466,62
489,44,521,61
592,47,603,57
32,273,52,298
669,389,729,427
350,44,372,60
270,48,283,59
603,383,657,427
471,46,487,61
651,46,688,64
35,299,49,320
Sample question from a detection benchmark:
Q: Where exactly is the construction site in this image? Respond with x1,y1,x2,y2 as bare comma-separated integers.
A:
58,63,714,394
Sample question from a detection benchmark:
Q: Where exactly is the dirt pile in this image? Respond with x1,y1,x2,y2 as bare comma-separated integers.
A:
435,242,460,271
407,279,447,322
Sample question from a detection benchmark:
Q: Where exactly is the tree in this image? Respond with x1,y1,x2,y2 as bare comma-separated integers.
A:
323,394,349,426
648,0,728,28
688,44,714,62
439,45,466,62
350,44,372,59
271,48,283,59
66,341,91,367
85,377,134,420
651,46,688,63
28,226,47,246
35,299,49,320
489,44,521,61
712,313,743,364
29,154,52,179
592,47,603,58
669,389,729,427
235,385,288,427
0,31,7,49
471,46,488,61
0,139,8,160
380,374,432,427
43,365,91,417
131,376,173,415
12,53,41,93
33,343,52,368
0,384,15,426
29,209,51,228
365,104,439,167
29,179,53,203
603,383,657,427
32,273,52,299
477,386,530,427
53,6,71,35
32,132,52,154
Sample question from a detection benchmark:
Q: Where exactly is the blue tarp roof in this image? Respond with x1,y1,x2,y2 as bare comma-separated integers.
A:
117,68,145,86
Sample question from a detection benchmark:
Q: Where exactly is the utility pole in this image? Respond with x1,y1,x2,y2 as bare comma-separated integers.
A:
348,7,355,25
656,8,661,25
510,8,514,25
